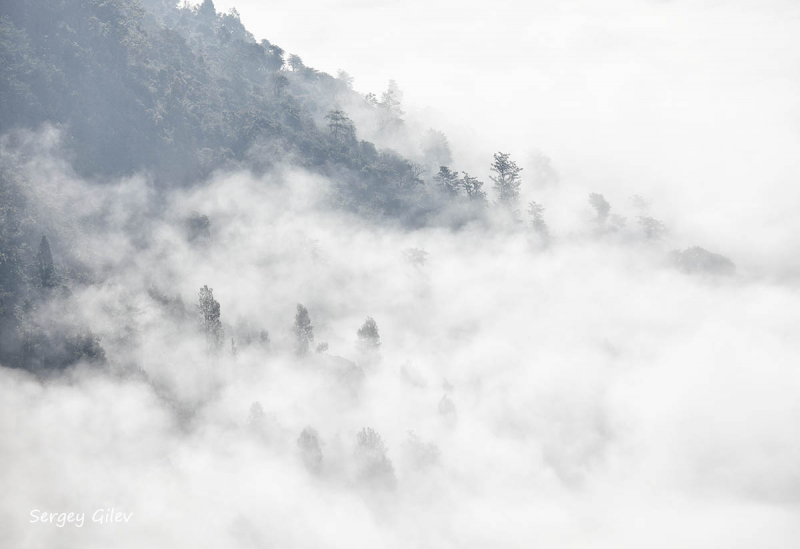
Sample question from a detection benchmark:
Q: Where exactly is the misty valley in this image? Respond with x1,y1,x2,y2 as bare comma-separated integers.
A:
1,0,799,547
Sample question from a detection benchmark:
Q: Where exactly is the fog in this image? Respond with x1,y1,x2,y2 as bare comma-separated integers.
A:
3,0,800,547
215,0,800,272
2,125,800,547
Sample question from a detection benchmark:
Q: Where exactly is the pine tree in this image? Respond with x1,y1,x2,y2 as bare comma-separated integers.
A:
527,201,550,242
461,172,487,205
297,427,323,473
357,317,381,352
247,402,266,438
292,303,314,356
355,427,396,489
588,193,611,223
198,285,224,354
490,152,523,207
197,0,216,19
433,166,461,197
325,109,356,143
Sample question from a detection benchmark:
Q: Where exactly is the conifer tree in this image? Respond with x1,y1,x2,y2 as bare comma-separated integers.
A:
292,303,314,356
527,201,550,242
297,427,323,473
490,152,523,208
198,285,224,354
357,317,381,352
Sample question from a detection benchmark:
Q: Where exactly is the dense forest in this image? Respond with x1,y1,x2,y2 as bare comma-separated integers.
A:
3,1,795,547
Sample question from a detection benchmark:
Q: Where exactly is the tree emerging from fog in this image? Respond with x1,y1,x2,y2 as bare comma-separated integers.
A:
297,427,323,474
292,304,315,356
198,285,224,354
588,193,611,224
490,152,523,208
528,201,550,242
357,317,381,353
355,427,396,490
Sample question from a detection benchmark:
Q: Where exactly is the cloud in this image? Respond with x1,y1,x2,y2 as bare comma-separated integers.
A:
3,128,800,546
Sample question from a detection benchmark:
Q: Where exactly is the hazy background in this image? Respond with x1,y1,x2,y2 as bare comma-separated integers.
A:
213,0,800,272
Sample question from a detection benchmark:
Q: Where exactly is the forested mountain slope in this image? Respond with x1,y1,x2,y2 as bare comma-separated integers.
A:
0,0,429,215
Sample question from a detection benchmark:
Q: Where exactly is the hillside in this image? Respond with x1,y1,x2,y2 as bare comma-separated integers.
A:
0,0,435,217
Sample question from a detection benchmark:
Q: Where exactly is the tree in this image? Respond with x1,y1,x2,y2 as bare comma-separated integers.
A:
527,201,549,241
364,92,379,107
438,394,457,417
420,129,452,169
461,172,487,204
490,152,522,207
325,109,356,143
36,235,55,289
297,427,323,473
336,69,354,90
269,74,289,97
670,247,735,276
259,329,271,350
355,427,396,489
433,166,461,197
247,401,266,437
197,0,216,19
379,80,404,128
230,337,239,359
609,214,627,232
292,303,314,356
630,195,650,212
638,216,667,240
588,193,610,223
528,151,559,187
357,317,381,352
198,285,224,354
287,54,305,71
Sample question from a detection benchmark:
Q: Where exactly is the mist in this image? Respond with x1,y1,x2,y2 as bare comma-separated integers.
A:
217,0,800,270
2,0,800,547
